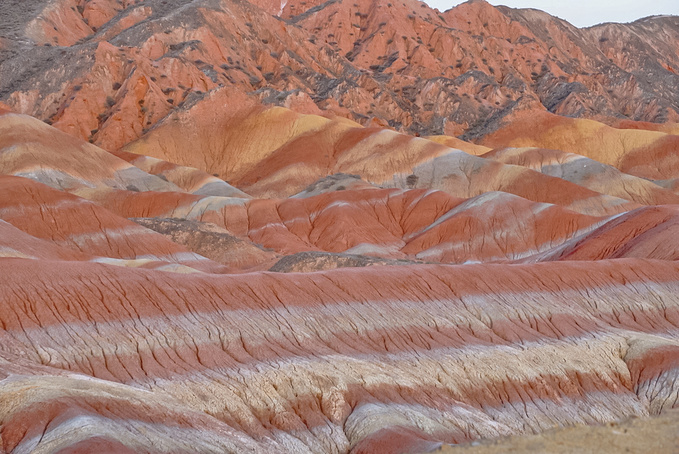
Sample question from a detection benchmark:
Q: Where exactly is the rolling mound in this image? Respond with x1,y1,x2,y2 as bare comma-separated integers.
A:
482,146,679,206
122,101,640,216
3,258,679,453
481,110,679,180
0,110,177,192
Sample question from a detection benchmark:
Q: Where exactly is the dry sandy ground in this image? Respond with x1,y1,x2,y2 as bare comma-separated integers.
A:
435,410,679,454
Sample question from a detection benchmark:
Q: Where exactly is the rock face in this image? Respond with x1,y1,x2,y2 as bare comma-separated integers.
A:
3,258,679,453
268,250,416,272
1,1,679,454
132,217,277,269
1,0,679,149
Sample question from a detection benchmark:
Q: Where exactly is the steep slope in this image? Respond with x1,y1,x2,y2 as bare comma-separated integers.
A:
0,219,91,261
84,185,607,263
0,106,655,267
111,149,251,197
614,119,679,135
2,258,679,452
399,191,604,263
1,0,678,148
530,206,679,262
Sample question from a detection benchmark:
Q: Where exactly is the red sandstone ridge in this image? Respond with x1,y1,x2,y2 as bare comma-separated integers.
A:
1,1,679,453
120,100,640,216
3,258,679,453
481,110,679,181
1,0,678,148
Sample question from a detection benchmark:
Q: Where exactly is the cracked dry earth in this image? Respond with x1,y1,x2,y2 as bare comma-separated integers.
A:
1,0,679,453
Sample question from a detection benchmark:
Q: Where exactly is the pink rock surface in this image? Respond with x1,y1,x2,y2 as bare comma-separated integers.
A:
2,258,679,452
1,1,679,453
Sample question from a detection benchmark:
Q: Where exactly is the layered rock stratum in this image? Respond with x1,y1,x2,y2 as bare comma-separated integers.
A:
1,0,679,453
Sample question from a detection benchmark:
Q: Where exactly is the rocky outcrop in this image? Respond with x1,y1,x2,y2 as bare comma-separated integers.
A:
1,0,678,147
132,217,277,269
268,250,416,272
